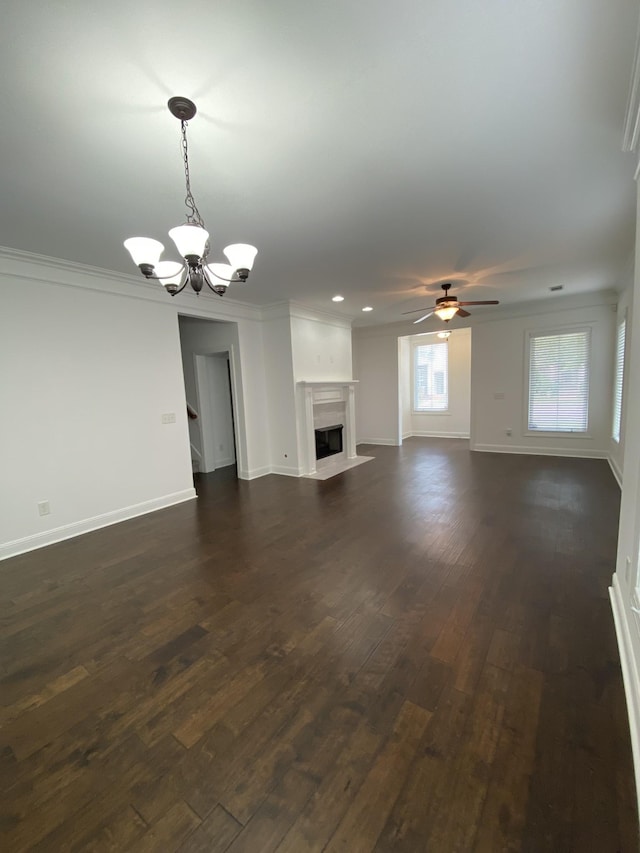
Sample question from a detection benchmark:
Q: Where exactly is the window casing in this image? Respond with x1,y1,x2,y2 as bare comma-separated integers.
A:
527,328,590,434
414,341,448,412
612,318,626,443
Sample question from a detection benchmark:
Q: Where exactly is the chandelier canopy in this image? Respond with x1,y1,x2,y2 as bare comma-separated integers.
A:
124,97,257,297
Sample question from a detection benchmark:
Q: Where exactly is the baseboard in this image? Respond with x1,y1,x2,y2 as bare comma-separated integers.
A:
410,431,470,439
471,443,607,459
270,464,304,477
402,431,413,440
356,438,400,446
609,455,623,489
609,574,640,813
216,457,236,469
237,465,271,480
0,488,197,562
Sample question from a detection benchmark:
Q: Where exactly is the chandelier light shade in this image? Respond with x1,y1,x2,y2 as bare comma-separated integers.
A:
168,224,210,260
124,96,257,297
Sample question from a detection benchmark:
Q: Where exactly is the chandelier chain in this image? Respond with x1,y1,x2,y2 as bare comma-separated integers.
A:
180,120,206,229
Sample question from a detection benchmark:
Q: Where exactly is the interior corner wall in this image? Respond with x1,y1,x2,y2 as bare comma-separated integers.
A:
0,270,195,559
469,301,615,457
353,330,401,445
261,314,300,475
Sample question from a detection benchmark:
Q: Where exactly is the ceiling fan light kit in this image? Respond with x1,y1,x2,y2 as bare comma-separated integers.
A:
403,283,499,324
124,97,257,297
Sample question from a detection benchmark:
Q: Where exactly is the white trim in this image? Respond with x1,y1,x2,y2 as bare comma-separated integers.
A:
288,301,353,329
237,465,271,480
609,574,640,814
356,438,400,446
471,444,607,459
270,464,304,477
410,430,470,439
0,489,197,562
259,300,353,329
215,457,236,469
609,455,623,489
0,245,262,321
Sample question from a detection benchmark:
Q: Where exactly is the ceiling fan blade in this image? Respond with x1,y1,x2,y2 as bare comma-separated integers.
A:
457,300,500,306
413,312,434,324
402,305,436,315
456,308,471,318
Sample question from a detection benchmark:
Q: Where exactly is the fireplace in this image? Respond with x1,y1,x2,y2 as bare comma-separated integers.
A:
315,424,343,460
297,380,362,477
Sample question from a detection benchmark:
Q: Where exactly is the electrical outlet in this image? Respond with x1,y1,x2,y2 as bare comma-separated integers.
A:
506,428,512,436
38,501,50,516
161,413,176,424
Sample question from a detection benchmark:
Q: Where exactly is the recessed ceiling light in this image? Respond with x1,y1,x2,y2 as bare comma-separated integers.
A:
362,306,373,312
332,295,344,302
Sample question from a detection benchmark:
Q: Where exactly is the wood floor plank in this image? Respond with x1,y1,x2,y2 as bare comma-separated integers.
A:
323,700,432,852
0,440,636,851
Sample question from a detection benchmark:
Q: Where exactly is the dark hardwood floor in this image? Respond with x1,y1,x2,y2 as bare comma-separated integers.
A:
1,438,637,851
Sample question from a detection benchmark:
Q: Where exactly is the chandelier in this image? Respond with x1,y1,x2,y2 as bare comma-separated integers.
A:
124,97,257,297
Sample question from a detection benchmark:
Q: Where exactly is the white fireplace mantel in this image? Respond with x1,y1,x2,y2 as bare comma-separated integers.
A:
297,380,359,476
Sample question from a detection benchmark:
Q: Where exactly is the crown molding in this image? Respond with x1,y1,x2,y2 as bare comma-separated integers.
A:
259,300,353,329
287,300,353,329
0,245,262,322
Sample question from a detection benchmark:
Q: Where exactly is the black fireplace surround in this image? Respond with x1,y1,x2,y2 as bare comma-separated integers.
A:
315,424,344,460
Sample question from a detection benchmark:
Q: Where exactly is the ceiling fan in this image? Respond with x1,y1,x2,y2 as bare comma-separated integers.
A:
402,283,499,324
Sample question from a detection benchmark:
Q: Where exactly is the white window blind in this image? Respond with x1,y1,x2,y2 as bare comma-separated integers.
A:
414,341,448,411
612,319,626,442
527,329,590,432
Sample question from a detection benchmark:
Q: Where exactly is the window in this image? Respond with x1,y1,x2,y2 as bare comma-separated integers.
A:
612,318,626,442
414,341,448,411
527,328,590,433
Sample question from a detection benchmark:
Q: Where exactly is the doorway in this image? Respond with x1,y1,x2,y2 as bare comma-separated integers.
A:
193,352,236,473
178,316,243,478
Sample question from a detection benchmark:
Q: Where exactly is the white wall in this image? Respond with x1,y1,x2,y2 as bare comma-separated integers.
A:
353,330,401,445
0,259,195,558
610,186,640,809
406,328,471,438
0,248,278,558
470,297,615,457
261,310,299,475
290,306,353,381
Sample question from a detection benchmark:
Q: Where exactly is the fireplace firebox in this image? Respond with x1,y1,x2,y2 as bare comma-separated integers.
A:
315,424,344,460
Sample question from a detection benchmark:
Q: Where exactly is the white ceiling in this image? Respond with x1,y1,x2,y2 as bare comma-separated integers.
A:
1,0,638,326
